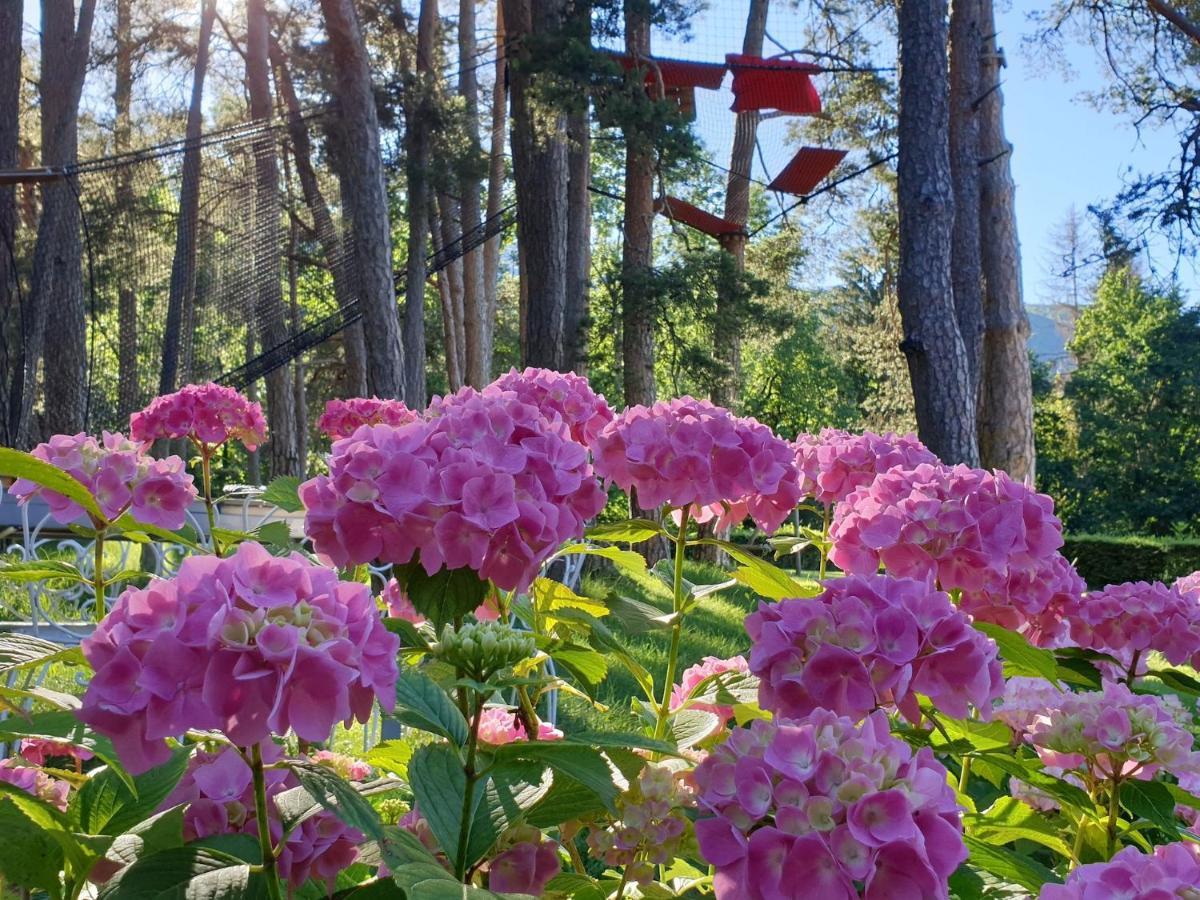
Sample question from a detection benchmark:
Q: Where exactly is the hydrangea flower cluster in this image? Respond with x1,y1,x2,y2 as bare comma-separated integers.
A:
311,750,372,782
477,707,563,744
0,760,70,811
130,382,267,451
9,431,196,529
958,553,1085,645
19,738,94,767
591,397,801,533
163,744,362,891
1039,842,1200,899
670,655,751,723
1174,570,1200,600
994,677,1067,738
693,710,966,900
317,397,419,441
79,541,399,773
793,429,938,506
300,389,606,591
829,463,1065,600
1027,681,1199,783
586,763,695,885
488,367,614,448
487,825,561,895
1059,580,1200,673
382,578,425,624
746,575,1004,724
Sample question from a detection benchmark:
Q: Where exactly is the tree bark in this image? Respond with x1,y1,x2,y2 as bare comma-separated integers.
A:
246,0,299,478
949,0,984,403
435,192,467,385
430,204,463,391
459,0,489,387
160,0,215,398
0,0,23,444
319,0,406,399
480,2,507,381
505,0,569,371
977,0,1035,479
564,0,592,375
896,0,979,465
114,0,140,418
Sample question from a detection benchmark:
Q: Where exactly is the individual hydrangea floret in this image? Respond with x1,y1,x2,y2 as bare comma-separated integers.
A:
8,431,196,529
1059,580,1200,674
300,389,606,592
693,710,966,900
487,825,561,895
130,382,267,451
1039,842,1200,899
670,655,751,724
793,428,938,507
747,575,1004,724
19,738,94,767
318,397,420,441
477,706,563,744
487,367,615,448
0,759,70,811
163,744,363,891
959,553,1085,646
80,541,399,773
591,396,801,533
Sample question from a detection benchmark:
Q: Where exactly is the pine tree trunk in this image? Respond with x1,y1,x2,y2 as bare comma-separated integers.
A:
977,0,1035,479
436,192,467,383
319,0,406,399
114,0,140,418
949,0,984,403
0,0,23,445
431,200,464,390
564,0,593,375
459,0,489,387
480,3,507,381
896,0,979,465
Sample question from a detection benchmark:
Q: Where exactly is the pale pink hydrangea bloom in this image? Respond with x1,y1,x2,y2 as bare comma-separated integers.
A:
994,677,1067,738
0,759,70,811
747,575,1004,724
19,738,94,767
318,397,420,441
1039,842,1200,899
476,706,563,744
483,368,614,448
130,382,267,451
1174,570,1200,600
793,428,938,506
9,431,196,529
670,655,751,723
587,763,695,883
311,750,372,782
959,553,1085,646
80,541,399,773
163,744,362,891
300,390,606,592
1059,580,1200,673
399,805,441,854
693,710,966,900
591,396,801,533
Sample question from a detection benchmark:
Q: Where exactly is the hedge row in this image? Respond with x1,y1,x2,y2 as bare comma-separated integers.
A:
1063,534,1200,589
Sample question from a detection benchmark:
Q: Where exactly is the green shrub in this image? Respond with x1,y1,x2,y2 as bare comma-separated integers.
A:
1063,534,1200,588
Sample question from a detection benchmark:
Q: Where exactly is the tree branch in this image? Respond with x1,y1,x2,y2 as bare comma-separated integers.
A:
1146,0,1200,47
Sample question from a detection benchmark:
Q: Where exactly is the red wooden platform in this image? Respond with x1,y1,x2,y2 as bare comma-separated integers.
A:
768,147,847,195
655,196,744,237
727,55,823,115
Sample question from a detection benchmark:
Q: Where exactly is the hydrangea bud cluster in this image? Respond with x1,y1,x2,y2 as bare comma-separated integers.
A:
433,621,536,682
130,382,267,451
1027,681,1199,784
0,759,70,811
487,825,561,895
19,738,94,767
586,763,695,884
477,706,563,744
829,464,1065,605
693,711,966,900
746,575,1004,724
487,367,615,448
793,429,938,506
9,431,197,529
1174,570,1200,600
670,655,751,723
300,389,606,591
1039,843,1200,899
80,541,399,773
163,744,362,891
318,397,420,441
1059,580,1200,673
958,553,1085,645
591,397,801,533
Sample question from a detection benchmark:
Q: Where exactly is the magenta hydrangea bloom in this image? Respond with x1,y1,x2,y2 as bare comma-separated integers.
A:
1059,580,1200,673
79,542,399,773
477,706,563,744
318,397,420,441
300,389,607,592
163,744,363,891
693,710,966,900
959,553,1085,646
487,367,614,448
1040,843,1200,899
0,759,70,811
793,429,938,507
130,382,267,451
382,578,425,624
747,575,1003,725
19,738,94,767
591,397,801,533
670,655,751,723
9,431,196,529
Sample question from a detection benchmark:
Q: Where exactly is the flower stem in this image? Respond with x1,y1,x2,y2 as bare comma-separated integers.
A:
1106,778,1122,858
249,744,284,900
455,698,485,880
957,757,971,795
1124,651,1142,686
654,508,690,742
1070,813,1087,868
199,445,220,555
92,526,107,620
818,503,830,580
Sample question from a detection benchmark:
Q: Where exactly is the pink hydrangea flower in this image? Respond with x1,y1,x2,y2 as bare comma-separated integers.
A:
959,553,1085,646
1174,570,1200,600
130,383,267,451
311,750,372,782
994,677,1067,738
587,763,696,881
488,828,561,896
1059,580,1200,673
163,744,363,891
591,397,801,533
793,429,938,506
486,368,614,448
670,655,751,723
693,710,966,900
477,707,563,744
382,578,425,624
300,390,606,592
0,759,70,811
19,738,94,767
747,575,1003,724
79,541,399,773
8,431,196,529
1040,843,1200,899
318,397,420,441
